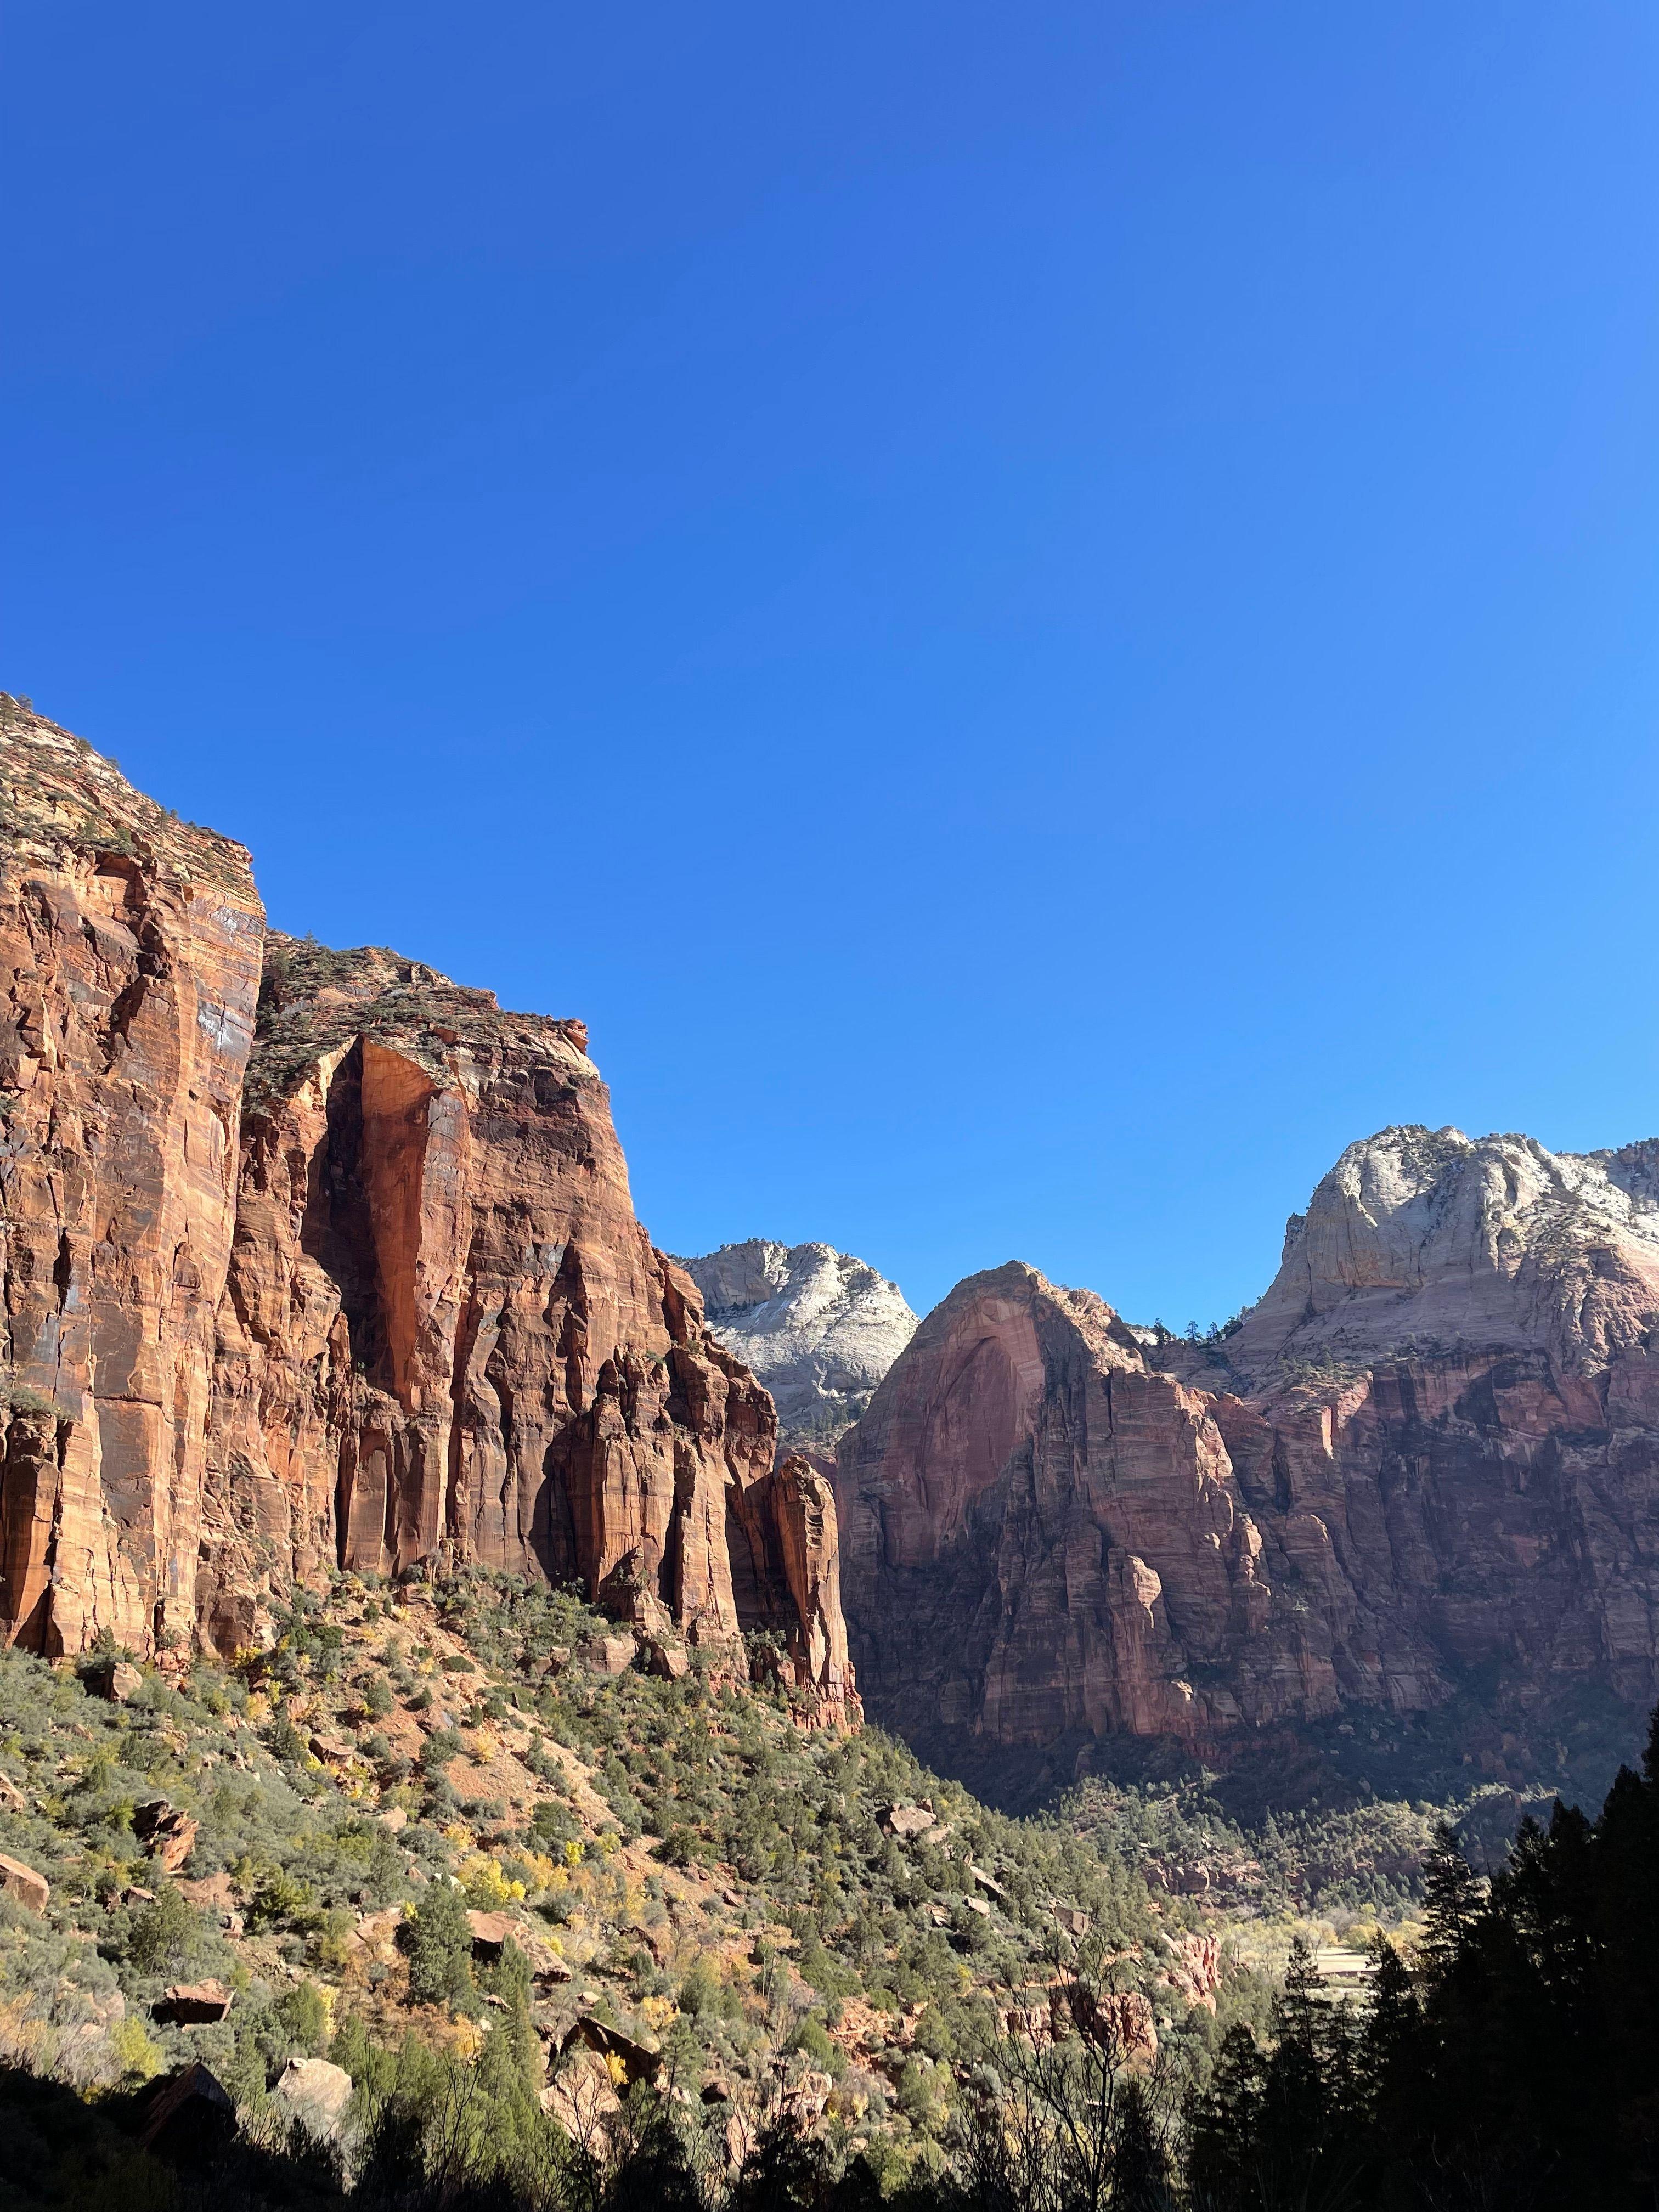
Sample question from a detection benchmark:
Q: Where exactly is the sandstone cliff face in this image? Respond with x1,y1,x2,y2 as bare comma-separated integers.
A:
676,1240,917,1452
838,1128,1659,1761
0,702,263,1655
204,938,857,1719
0,709,855,1720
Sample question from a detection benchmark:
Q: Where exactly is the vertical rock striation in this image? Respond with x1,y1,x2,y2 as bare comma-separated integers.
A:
0,706,856,1718
0,702,263,1654
202,938,857,1718
838,1130,1659,1765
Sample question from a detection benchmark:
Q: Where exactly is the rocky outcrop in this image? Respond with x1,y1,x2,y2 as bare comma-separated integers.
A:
838,1265,1275,1749
838,1128,1659,1763
676,1240,917,1451
0,704,856,1718
0,701,263,1655
206,942,856,1715
1219,1125,1659,1381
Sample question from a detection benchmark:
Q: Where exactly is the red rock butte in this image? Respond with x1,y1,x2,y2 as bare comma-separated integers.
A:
0,701,855,1724
837,1124,1659,1765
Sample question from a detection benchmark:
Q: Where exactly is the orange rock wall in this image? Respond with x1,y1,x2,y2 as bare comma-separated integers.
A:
0,706,263,1654
0,710,855,1718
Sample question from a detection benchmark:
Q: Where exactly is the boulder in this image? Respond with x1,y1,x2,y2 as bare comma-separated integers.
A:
579,1635,637,1677
155,1980,233,2025
879,1804,936,1842
541,2046,619,2133
0,1853,49,1912
562,2015,661,2084
133,1800,199,1875
466,1909,518,1962
640,1636,691,1681
134,2061,237,2160
272,2056,354,2142
88,1660,144,1703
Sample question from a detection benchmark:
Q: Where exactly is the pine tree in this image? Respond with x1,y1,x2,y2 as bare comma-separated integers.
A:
1108,2076,1175,2211
1418,1820,1483,1987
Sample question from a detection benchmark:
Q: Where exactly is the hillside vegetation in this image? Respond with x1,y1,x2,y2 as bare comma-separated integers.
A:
0,1570,1260,2204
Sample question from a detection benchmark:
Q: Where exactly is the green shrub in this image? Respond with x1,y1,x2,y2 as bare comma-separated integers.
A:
405,1881,473,2009
420,1728,463,1769
122,1882,202,1973
788,2016,843,2074
276,1978,330,2055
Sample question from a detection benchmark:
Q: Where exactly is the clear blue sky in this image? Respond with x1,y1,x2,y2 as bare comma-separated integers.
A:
5,3,1657,1324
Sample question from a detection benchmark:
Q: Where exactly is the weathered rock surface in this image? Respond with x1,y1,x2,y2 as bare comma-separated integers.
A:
1,706,856,1720
1219,1125,1659,1382
0,700,263,1656
0,1851,49,1911
202,934,781,1671
155,1979,233,2025
272,2055,354,2141
133,1798,199,1874
839,1127,1659,1762
675,1240,917,1452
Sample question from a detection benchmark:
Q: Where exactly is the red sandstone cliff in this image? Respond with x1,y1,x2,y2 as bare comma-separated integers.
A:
0,702,263,1655
0,706,855,1720
837,1128,1659,1760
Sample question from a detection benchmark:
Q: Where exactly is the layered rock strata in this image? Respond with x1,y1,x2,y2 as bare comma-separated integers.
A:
0,705,856,1719
838,1128,1659,1757
675,1240,918,1453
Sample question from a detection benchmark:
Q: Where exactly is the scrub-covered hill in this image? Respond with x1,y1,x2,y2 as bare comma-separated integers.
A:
0,1568,1265,2203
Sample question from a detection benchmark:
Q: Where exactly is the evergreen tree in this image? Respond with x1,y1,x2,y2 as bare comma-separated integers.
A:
406,1877,475,2008
1418,1819,1483,1986
1108,2076,1175,2211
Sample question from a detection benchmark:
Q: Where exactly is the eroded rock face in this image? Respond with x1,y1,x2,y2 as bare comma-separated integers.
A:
0,702,263,1655
0,707,856,1718
838,1265,1276,1748
839,1127,1659,1760
676,1241,917,1453
1221,1125,1659,1381
202,943,855,1712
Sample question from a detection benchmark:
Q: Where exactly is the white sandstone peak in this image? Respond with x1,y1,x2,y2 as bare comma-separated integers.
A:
674,1240,919,1447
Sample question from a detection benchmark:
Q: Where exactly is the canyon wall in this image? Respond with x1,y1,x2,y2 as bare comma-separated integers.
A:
0,701,264,1656
0,707,855,1720
838,1128,1659,1765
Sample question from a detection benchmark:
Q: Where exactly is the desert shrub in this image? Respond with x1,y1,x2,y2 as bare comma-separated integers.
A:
419,1728,463,1769
787,2016,843,2075
109,2013,165,2081
276,1978,330,2055
121,1882,204,1974
242,1863,320,1936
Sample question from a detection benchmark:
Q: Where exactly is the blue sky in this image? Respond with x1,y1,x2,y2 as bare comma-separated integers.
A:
5,3,1657,1323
